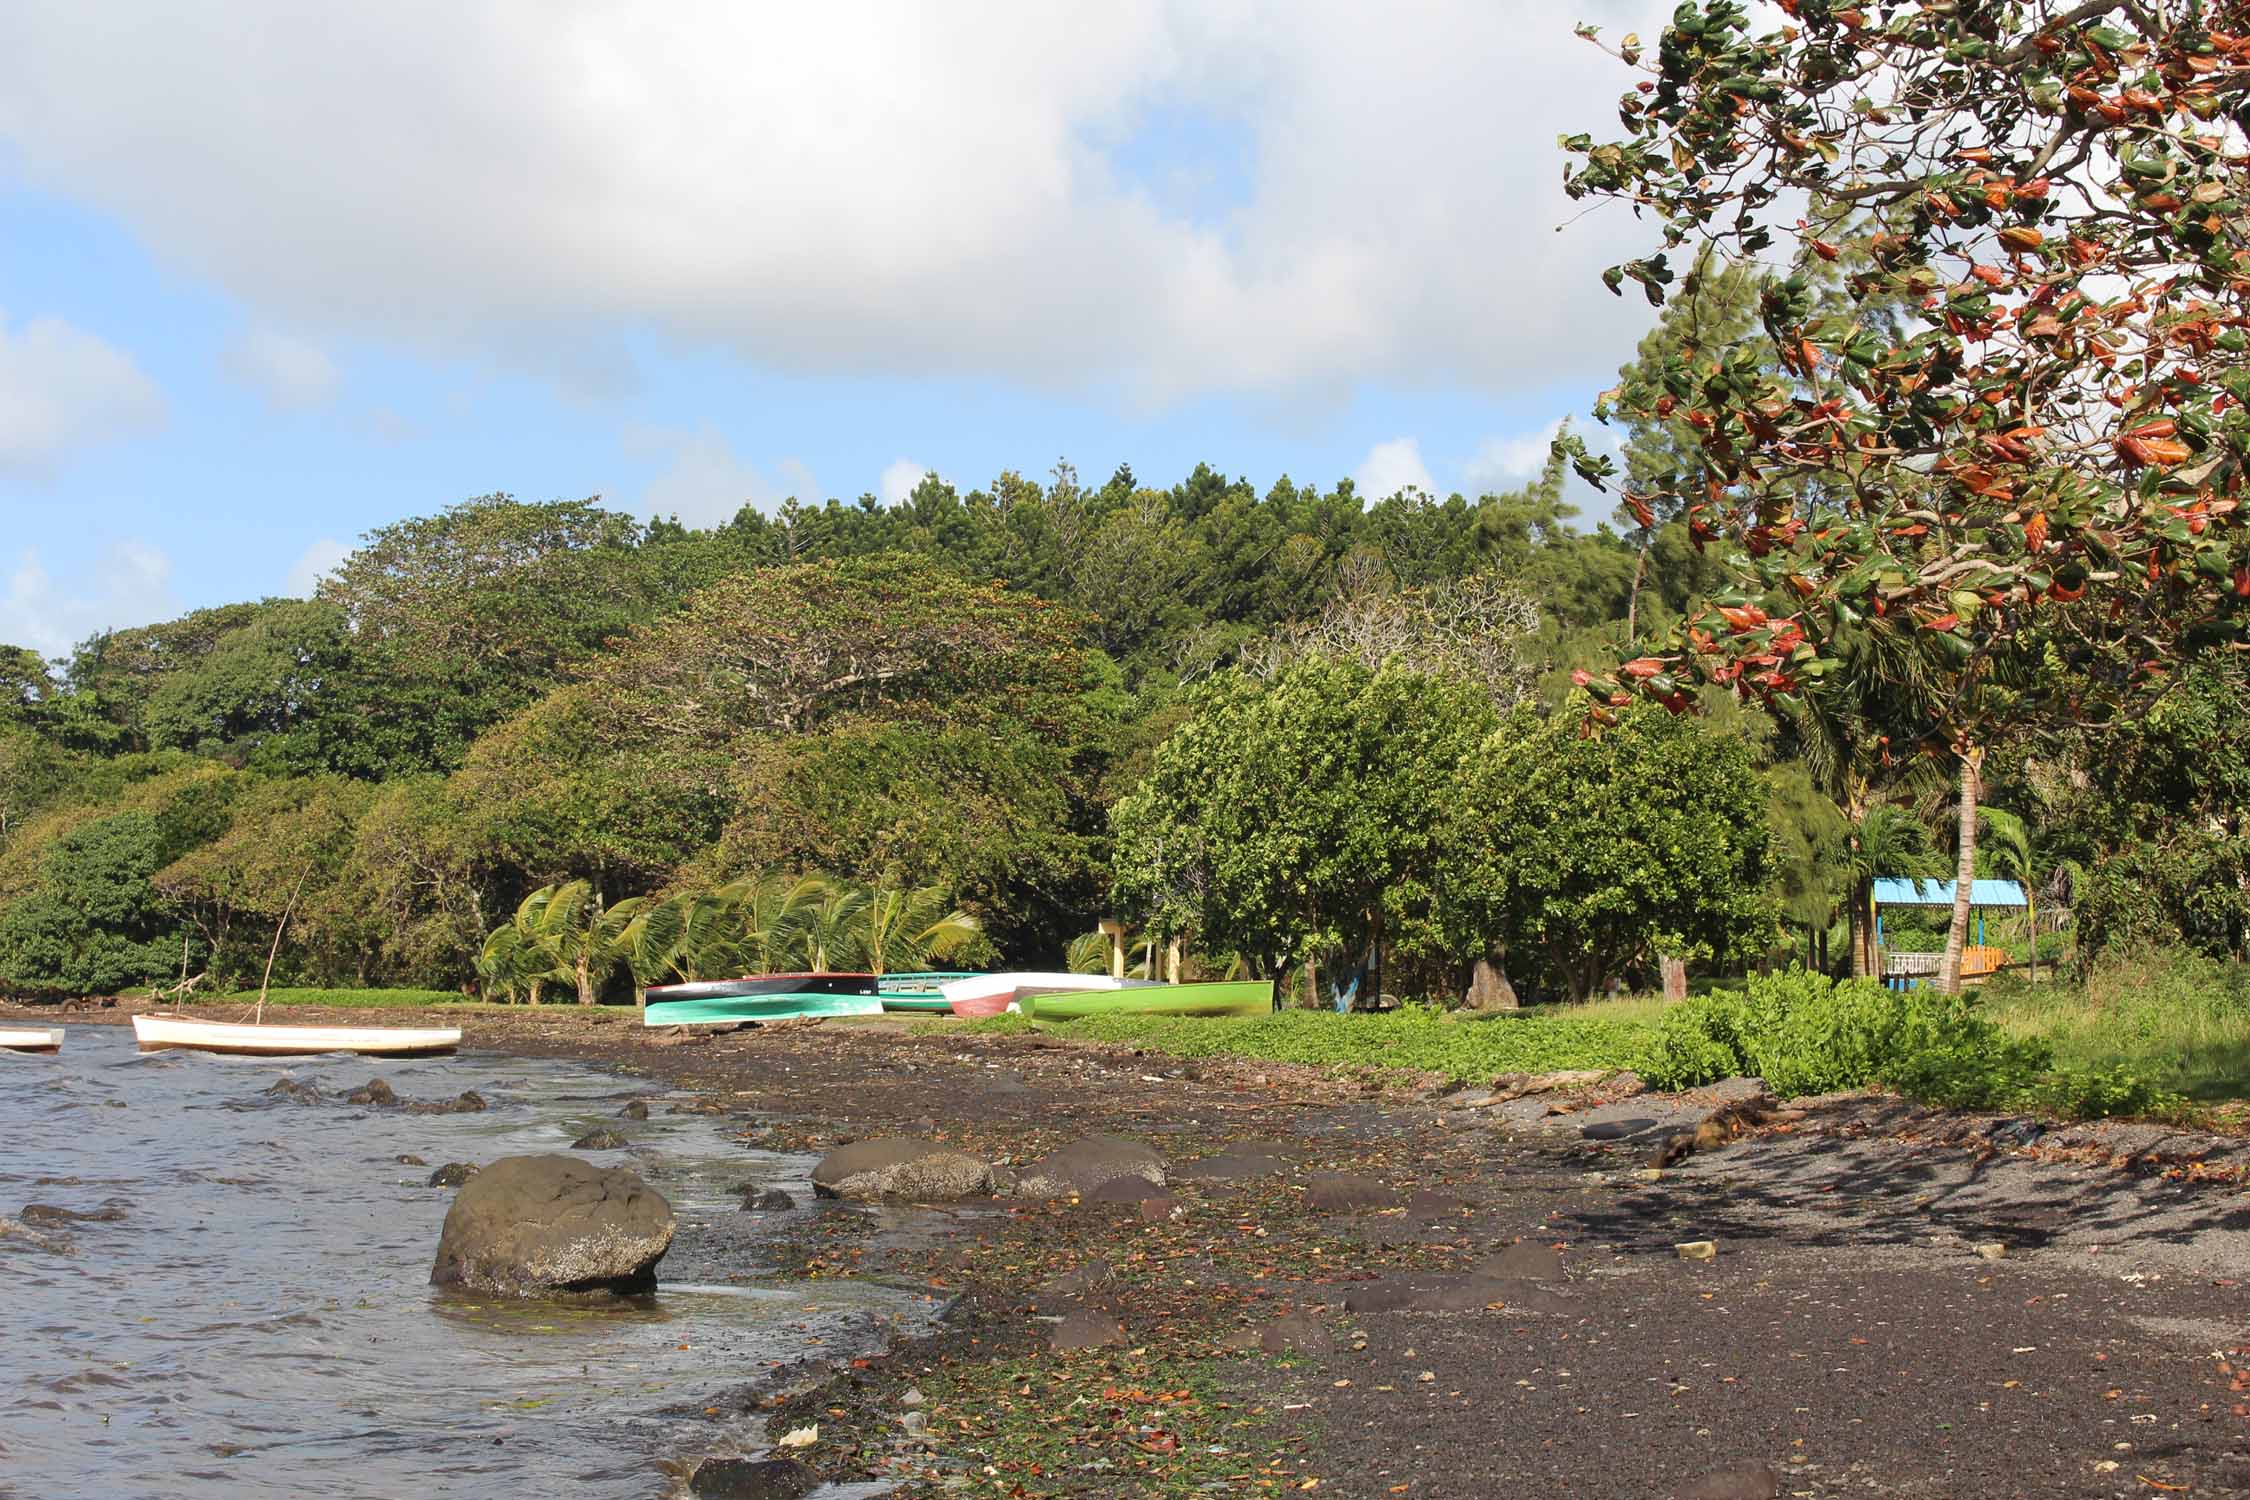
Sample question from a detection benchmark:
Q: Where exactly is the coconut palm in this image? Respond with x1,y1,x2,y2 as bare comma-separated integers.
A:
474,921,547,1004
1977,806,2040,982
1841,805,1946,979
855,881,981,975
483,880,647,1005
718,870,831,975
794,883,871,972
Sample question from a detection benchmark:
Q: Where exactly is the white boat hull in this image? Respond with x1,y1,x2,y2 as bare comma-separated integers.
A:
131,1014,462,1057
0,1026,63,1054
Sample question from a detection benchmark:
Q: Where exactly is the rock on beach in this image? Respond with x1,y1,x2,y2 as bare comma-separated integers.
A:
809,1138,994,1200
429,1154,673,1295
1012,1135,1166,1199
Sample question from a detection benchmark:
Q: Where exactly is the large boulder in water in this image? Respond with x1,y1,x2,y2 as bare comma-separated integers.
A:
429,1154,674,1295
1012,1135,1165,1199
810,1138,993,1200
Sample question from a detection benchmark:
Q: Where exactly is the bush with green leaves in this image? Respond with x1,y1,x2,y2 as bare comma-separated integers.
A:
1643,967,2049,1107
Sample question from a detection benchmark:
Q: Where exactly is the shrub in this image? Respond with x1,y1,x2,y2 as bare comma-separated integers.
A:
1643,966,2047,1106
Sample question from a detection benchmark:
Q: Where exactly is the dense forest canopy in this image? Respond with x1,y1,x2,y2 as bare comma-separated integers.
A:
4,148,2244,1003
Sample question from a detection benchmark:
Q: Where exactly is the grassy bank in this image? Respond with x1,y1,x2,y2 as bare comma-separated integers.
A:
956,957,2250,1123
1981,950,2250,1105
957,1004,1658,1082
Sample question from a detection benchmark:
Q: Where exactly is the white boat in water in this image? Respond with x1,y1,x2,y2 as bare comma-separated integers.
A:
131,1014,462,1057
939,972,1161,1018
0,1026,64,1054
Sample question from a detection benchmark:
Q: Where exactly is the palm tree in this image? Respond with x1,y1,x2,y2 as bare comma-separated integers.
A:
1977,806,2039,983
483,881,645,1005
718,870,830,975
794,883,871,973
1842,805,1947,979
474,922,546,1004
855,880,981,974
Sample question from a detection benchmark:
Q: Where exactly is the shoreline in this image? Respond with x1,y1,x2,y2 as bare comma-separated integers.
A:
17,1002,2250,1496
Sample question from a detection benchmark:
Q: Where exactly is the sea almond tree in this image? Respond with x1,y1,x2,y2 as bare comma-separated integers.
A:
1560,0,2250,991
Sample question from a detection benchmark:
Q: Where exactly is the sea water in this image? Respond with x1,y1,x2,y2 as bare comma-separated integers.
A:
0,1024,925,1497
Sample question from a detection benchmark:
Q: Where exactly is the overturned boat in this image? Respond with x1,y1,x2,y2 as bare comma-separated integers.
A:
131,1014,461,1057
641,973,885,1026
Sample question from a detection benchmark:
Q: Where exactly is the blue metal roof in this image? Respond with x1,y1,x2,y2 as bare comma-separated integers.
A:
1872,878,2028,908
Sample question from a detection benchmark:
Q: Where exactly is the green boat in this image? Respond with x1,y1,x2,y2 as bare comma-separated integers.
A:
876,971,980,1014
1023,980,1276,1020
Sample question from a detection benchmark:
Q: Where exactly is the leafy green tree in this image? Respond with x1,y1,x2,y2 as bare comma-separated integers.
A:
153,773,376,986
1444,704,1777,1000
1112,657,1499,987
0,813,195,996
854,880,983,973
1562,2,2250,989
477,880,647,1005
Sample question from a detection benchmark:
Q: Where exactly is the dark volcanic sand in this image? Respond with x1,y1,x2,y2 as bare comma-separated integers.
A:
27,1003,2250,1498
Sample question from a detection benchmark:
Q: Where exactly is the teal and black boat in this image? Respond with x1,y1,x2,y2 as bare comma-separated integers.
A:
642,973,883,1026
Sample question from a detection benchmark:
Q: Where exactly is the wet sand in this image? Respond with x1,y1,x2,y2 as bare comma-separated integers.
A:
24,1002,2250,1498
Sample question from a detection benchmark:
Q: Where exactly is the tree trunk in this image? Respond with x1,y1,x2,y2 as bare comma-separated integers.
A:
528,978,545,1007
1849,877,1874,979
1937,747,1983,996
1625,542,1650,643
575,954,595,1006
1659,955,1688,1002
1463,955,1518,1011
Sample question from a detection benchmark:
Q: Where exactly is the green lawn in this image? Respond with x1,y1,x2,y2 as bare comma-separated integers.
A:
1980,951,2250,1105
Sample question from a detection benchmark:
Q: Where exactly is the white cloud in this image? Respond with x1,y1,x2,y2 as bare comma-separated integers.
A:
1463,418,1567,496
284,537,352,597
879,459,932,507
1352,437,1432,501
627,424,814,527
0,541,180,658
222,327,340,409
0,310,165,474
0,1,1671,405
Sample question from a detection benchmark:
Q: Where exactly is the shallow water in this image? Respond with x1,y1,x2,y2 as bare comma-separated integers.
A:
0,1025,926,1497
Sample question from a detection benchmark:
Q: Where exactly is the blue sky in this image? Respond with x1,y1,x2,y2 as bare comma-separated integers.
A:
0,0,1667,660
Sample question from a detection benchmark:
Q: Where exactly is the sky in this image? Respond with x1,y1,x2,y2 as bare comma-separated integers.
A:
0,0,1673,661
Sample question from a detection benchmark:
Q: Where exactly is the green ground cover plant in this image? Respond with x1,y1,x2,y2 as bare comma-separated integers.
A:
1982,949,2250,1107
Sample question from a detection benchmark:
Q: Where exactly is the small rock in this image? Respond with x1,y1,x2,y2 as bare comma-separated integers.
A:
1674,1240,1718,1262
1973,1242,2008,1261
1014,1135,1166,1199
1474,1242,1564,1281
345,1078,397,1107
1033,1260,1117,1311
571,1128,629,1151
810,1138,994,1201
1406,1188,1471,1220
1137,1194,1182,1223
1678,1463,1780,1500
20,1202,126,1225
1050,1307,1127,1352
413,1090,487,1115
688,1455,818,1500
618,1100,651,1120
1258,1313,1334,1354
899,1410,928,1438
398,1154,428,1167
899,1387,925,1409
1304,1172,1402,1212
738,1187,797,1212
428,1162,479,1188
0,1215,74,1255
1171,1151,1287,1182
263,1078,323,1105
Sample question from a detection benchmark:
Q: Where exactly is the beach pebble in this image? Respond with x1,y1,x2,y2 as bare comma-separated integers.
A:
1050,1307,1127,1352
427,1162,479,1188
618,1099,651,1120
1675,1240,1718,1262
1678,1463,1780,1499
810,1138,994,1201
571,1128,629,1151
1013,1135,1166,1199
1304,1172,1402,1212
738,1186,796,1212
